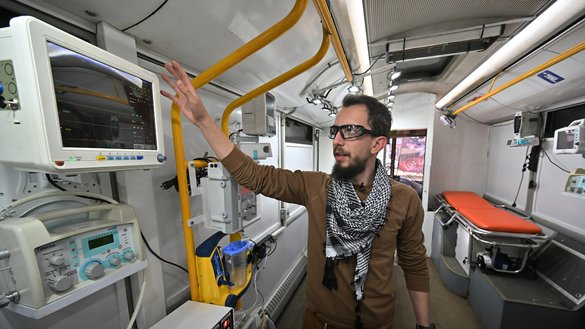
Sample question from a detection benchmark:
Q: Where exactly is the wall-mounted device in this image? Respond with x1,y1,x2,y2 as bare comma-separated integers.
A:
237,142,273,160
506,137,539,147
0,16,165,173
150,300,234,329
553,119,585,157
194,232,253,307
242,92,276,137
563,168,585,197
201,163,258,233
0,202,146,318
513,111,541,138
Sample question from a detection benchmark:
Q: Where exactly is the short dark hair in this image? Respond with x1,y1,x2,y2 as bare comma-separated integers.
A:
341,94,392,138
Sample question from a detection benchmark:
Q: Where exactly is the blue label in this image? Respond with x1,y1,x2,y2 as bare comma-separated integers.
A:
537,70,564,84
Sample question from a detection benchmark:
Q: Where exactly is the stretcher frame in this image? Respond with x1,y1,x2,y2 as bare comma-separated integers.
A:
434,194,551,274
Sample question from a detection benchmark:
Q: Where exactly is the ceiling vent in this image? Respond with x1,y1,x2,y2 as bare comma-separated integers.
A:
381,24,504,63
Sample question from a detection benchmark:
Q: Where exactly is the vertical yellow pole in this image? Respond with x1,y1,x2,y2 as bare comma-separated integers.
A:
170,0,308,301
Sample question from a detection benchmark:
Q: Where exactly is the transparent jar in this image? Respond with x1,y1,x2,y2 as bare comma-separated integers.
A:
223,240,249,290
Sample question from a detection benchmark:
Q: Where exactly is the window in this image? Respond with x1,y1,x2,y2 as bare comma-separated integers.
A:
285,118,313,145
385,129,427,198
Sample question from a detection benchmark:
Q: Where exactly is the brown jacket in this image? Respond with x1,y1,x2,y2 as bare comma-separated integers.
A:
222,147,429,329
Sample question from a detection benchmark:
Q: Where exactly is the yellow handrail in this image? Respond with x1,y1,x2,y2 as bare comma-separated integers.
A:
170,0,307,301
221,26,330,136
312,0,353,82
452,40,585,116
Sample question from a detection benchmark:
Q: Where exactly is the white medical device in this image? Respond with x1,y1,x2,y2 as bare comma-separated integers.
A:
201,163,258,233
242,92,277,137
150,301,234,329
513,111,541,138
237,142,273,160
0,16,165,173
0,202,146,318
553,119,585,156
563,168,585,197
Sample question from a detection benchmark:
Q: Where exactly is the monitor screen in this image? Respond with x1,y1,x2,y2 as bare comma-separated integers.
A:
556,129,575,150
48,42,156,150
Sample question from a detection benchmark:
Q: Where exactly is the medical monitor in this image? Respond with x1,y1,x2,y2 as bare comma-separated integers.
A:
553,119,585,155
0,16,165,173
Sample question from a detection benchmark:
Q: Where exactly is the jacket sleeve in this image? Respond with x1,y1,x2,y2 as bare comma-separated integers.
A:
220,146,326,206
396,187,430,292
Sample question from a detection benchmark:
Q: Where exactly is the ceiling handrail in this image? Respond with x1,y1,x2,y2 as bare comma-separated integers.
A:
221,26,330,136
313,0,353,82
169,0,308,302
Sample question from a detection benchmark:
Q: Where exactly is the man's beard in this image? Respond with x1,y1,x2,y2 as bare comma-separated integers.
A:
331,154,368,179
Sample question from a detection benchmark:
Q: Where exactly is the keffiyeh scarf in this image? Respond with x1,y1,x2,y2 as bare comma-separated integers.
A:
323,159,391,328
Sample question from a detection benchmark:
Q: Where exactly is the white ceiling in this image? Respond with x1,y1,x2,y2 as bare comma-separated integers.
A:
5,0,585,127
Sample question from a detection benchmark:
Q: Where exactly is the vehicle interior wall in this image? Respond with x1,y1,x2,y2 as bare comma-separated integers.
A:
427,111,490,209
486,119,585,242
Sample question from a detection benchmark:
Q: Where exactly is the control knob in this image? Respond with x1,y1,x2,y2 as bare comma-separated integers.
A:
48,275,72,292
124,250,136,261
83,262,105,280
109,256,122,267
49,255,66,267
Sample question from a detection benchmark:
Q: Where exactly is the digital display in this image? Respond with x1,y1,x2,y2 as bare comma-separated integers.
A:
556,130,575,150
47,42,157,150
88,234,114,250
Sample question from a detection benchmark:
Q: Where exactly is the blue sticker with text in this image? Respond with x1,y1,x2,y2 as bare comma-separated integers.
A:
537,70,565,84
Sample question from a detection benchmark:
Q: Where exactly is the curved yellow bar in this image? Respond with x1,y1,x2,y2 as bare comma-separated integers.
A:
452,40,585,116
312,0,353,82
221,26,330,136
170,0,308,302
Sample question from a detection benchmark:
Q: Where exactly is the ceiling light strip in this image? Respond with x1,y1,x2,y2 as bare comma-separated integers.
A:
436,1,585,110
452,40,585,116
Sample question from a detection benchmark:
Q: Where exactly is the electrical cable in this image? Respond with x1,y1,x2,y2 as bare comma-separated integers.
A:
353,53,385,76
141,232,188,273
460,112,488,125
541,148,570,173
126,269,148,329
122,0,169,32
0,190,119,220
45,174,112,202
512,148,530,207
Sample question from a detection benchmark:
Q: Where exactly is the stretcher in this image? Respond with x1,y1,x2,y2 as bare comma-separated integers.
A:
434,191,551,274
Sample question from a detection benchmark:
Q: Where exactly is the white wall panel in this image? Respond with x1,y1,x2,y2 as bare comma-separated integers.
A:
484,122,530,208
532,140,585,239
428,112,490,203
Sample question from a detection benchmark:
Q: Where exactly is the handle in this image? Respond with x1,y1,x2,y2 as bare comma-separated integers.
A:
34,204,121,222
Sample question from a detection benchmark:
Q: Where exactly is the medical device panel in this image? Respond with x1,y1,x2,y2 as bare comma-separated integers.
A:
201,163,258,233
513,111,541,138
0,203,146,318
242,92,276,136
553,119,585,155
0,16,165,173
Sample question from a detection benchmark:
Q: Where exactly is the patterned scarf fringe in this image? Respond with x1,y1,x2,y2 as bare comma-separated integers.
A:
322,258,338,290
354,300,363,329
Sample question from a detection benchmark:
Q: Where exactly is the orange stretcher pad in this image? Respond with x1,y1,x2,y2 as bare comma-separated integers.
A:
442,191,542,234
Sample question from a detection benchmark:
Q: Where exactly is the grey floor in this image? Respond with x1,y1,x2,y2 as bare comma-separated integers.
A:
275,258,483,329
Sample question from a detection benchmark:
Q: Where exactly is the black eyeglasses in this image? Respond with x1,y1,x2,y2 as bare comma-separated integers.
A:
328,124,379,140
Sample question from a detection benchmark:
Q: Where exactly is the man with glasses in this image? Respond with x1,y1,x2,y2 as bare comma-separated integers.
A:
161,60,433,329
